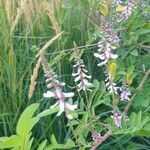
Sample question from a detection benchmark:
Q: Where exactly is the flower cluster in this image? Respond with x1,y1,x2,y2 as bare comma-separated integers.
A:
72,57,92,91
94,42,118,66
41,56,77,119
123,0,136,20
114,0,136,22
105,71,119,95
94,21,119,67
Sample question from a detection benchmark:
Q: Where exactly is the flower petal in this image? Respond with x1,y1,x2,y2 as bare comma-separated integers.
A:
57,101,65,116
43,91,55,98
75,75,81,82
66,103,77,111
63,92,74,98
66,113,73,120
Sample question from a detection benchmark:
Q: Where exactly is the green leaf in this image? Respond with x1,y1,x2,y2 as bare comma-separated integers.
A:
74,112,88,136
46,138,75,150
51,135,57,145
38,107,59,118
16,103,40,137
0,137,9,142
136,29,150,35
38,140,47,150
129,112,137,128
0,135,23,149
130,50,138,56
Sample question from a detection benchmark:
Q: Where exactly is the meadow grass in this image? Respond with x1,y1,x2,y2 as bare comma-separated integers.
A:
0,0,149,149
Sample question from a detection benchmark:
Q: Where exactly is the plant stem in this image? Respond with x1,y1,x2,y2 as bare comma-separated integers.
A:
123,70,150,114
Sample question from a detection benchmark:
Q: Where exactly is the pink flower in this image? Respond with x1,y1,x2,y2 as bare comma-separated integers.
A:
92,133,103,142
111,113,122,128
120,89,131,101
111,112,129,128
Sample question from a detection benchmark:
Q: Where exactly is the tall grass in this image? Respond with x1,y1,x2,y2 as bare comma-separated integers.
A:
0,0,149,149
0,0,91,141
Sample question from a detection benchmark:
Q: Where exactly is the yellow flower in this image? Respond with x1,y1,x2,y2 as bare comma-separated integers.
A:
116,5,126,13
100,2,109,16
109,62,117,80
126,72,134,85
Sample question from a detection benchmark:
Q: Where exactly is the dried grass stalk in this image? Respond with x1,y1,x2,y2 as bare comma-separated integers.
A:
10,0,28,35
22,0,34,31
28,31,63,99
36,31,63,58
28,58,41,99
4,0,14,27
43,1,61,35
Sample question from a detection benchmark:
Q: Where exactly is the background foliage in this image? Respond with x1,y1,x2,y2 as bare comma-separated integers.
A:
0,0,150,149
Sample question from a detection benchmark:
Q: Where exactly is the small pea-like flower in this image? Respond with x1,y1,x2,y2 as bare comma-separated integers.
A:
92,133,103,142
105,72,119,95
111,111,129,128
112,113,122,128
72,58,92,91
94,42,118,66
123,0,136,20
94,21,119,67
43,87,77,119
120,87,131,101
115,0,136,21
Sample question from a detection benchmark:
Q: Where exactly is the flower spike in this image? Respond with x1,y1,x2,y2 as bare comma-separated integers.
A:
41,55,77,119
72,43,92,91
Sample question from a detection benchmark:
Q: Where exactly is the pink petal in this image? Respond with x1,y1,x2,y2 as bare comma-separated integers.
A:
55,88,62,99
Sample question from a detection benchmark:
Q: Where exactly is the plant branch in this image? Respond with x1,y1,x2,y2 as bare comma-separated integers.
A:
123,70,150,114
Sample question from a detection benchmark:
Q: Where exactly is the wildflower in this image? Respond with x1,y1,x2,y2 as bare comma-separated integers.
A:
92,133,103,142
115,0,136,21
123,0,136,20
43,87,77,119
41,55,77,119
120,87,131,101
94,42,118,66
72,58,92,91
94,21,119,67
111,110,129,128
105,72,119,95
112,113,122,128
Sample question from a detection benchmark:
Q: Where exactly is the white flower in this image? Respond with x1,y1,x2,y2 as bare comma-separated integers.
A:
43,87,77,119
105,74,119,95
123,0,136,20
72,58,92,91
41,56,77,120
94,42,118,67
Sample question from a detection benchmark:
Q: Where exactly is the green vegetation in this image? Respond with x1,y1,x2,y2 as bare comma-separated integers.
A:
0,0,150,149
